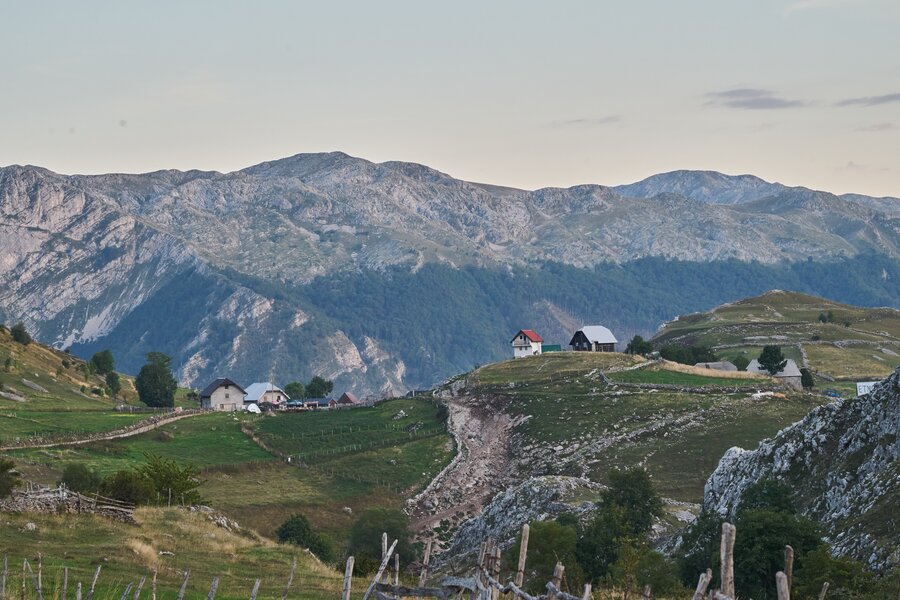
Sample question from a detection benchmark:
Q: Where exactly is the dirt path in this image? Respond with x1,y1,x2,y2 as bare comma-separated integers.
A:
408,393,520,552
0,410,204,451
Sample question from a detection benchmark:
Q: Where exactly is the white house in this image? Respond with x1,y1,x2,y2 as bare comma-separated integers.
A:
511,329,543,358
747,359,803,390
199,378,246,412
244,382,289,407
569,325,618,352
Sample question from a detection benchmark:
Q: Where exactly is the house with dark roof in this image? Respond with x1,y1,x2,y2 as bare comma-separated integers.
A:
199,378,246,411
337,392,360,406
511,329,544,358
569,325,618,352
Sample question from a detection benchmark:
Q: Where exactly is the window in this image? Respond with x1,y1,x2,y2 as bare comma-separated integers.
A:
225,392,230,399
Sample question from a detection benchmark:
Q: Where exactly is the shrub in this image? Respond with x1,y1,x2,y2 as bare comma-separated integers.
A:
10,323,31,345
347,508,414,574
602,468,663,535
106,371,122,399
606,539,683,597
732,356,751,371
59,463,103,493
139,453,202,505
0,459,21,498
277,514,334,562
90,350,115,375
100,470,154,505
507,520,583,594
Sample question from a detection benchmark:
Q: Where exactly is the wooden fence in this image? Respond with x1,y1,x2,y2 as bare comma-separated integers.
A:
0,522,831,600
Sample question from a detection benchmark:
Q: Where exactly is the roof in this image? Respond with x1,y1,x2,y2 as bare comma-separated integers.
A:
338,392,359,405
199,378,246,399
694,361,738,371
511,329,544,343
244,382,288,402
747,358,802,378
306,397,332,406
576,325,618,345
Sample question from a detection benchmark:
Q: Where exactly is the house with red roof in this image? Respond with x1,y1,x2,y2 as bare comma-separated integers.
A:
511,329,544,358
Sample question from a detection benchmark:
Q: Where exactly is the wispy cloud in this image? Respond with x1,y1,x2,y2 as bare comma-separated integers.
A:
856,122,895,132
549,116,622,127
786,0,854,12
837,161,868,171
705,88,807,110
837,92,900,107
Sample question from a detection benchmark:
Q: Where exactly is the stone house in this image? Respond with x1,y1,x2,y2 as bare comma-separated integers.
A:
747,358,803,390
199,378,246,411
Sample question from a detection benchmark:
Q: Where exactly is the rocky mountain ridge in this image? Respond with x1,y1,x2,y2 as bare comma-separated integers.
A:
703,367,899,571
1,153,899,393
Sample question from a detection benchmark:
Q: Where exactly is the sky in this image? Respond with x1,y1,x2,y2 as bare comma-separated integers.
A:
2,0,899,197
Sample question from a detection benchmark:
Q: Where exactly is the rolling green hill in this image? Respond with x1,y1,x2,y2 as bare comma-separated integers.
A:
653,290,900,392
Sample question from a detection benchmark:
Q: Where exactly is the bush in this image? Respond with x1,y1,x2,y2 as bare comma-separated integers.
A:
577,505,630,582
106,371,122,399
277,514,334,562
625,335,653,356
90,350,115,375
59,463,103,493
100,470,154,505
732,356,751,371
139,453,202,505
0,459,21,498
347,508,414,574
606,539,683,597
602,468,663,535
10,323,31,345
660,345,717,365
507,520,583,594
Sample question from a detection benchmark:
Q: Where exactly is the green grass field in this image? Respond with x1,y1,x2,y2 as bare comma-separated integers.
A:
8,412,274,475
0,508,356,600
471,353,825,503
606,367,756,387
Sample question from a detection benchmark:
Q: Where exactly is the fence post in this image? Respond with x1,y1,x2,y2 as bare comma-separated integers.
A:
133,576,145,600
515,524,529,588
341,557,354,600
784,545,794,592
381,534,389,584
176,571,190,600
720,523,736,599
641,584,652,599
775,571,789,600
548,562,564,600
76,583,81,600
118,583,134,600
1,554,6,600
151,570,157,600
362,539,397,600
249,579,261,600
418,540,432,589
63,568,68,600
393,553,400,587
692,569,712,600
86,566,101,600
817,582,829,600
206,577,219,600
281,558,296,600
581,583,591,600
490,547,501,600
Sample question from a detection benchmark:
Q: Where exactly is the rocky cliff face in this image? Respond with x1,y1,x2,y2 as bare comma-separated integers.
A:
1,153,898,394
703,367,899,571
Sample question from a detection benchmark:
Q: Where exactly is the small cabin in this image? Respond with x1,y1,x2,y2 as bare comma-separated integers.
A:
244,382,289,407
746,359,803,390
569,326,618,352
511,330,543,358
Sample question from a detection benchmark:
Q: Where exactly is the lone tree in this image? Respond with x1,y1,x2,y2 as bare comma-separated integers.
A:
136,352,177,407
625,335,653,356
90,349,115,375
277,514,334,562
10,322,31,346
757,345,787,376
306,375,333,398
284,381,306,400
800,367,815,389
106,371,122,399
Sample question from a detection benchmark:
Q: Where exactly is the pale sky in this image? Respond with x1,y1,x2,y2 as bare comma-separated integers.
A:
2,0,899,197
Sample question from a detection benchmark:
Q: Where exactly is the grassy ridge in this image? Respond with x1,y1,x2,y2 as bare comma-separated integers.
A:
0,508,352,600
473,353,824,502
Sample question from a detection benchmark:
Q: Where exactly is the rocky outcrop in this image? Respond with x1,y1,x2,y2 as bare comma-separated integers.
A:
703,367,899,571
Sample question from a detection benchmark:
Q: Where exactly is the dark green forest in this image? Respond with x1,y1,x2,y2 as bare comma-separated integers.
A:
72,254,900,389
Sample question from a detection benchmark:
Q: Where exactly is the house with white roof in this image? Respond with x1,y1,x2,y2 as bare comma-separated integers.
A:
199,378,246,412
244,382,289,407
569,325,618,352
746,358,803,390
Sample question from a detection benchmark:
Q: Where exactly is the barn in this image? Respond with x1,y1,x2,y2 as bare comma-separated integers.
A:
569,326,618,352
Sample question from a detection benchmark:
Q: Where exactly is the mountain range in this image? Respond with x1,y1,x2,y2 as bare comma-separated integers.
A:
1,153,898,395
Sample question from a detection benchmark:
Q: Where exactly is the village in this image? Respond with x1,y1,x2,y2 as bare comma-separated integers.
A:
197,322,835,415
